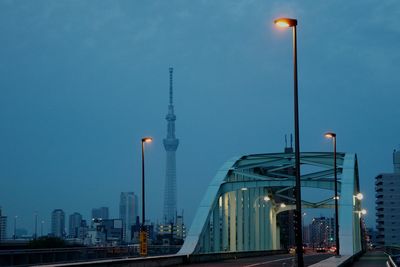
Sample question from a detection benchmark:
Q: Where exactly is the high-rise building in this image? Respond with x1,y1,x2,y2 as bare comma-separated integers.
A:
91,207,109,220
119,192,138,242
51,209,65,238
375,149,400,247
309,216,335,247
0,207,7,241
163,67,179,224
69,212,82,238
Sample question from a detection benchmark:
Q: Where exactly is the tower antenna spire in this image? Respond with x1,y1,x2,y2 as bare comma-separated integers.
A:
169,67,173,105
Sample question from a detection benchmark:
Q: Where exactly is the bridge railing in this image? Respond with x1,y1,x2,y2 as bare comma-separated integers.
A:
386,246,400,267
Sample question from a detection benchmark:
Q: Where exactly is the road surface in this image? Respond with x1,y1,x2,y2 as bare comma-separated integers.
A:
180,252,333,267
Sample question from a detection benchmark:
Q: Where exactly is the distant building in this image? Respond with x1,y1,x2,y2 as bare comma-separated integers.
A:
157,213,186,245
85,218,123,246
51,209,65,238
119,192,138,243
69,212,82,238
310,216,335,247
91,207,109,220
375,149,400,247
0,207,6,241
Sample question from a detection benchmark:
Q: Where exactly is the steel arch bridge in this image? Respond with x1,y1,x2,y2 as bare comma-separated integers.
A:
179,152,363,256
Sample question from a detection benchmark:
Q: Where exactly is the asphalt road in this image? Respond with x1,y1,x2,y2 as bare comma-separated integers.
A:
179,253,333,267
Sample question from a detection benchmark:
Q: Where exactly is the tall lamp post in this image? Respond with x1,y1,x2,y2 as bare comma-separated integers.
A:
34,212,38,240
274,17,304,267
41,220,45,237
140,137,152,257
325,132,340,256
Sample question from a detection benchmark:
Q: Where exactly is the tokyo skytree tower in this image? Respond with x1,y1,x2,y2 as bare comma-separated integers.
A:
163,67,179,224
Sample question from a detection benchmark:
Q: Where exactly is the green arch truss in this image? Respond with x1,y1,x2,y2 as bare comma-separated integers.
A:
178,152,363,256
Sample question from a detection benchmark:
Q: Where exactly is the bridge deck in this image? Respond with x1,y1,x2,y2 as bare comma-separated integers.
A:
309,250,388,267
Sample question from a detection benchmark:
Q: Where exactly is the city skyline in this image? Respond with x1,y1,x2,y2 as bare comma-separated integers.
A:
1,1,400,236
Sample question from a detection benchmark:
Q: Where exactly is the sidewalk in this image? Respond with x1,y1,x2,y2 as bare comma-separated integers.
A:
309,250,388,267
308,255,351,267
351,250,387,267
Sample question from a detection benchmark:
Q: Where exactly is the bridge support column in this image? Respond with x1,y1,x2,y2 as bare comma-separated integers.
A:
254,189,260,250
269,205,277,249
213,199,221,252
229,191,237,251
249,189,256,251
222,193,229,251
244,189,250,250
339,153,361,255
260,188,266,250
237,189,244,251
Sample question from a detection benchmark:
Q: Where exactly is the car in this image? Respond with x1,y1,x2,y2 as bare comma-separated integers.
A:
289,246,306,254
316,247,326,253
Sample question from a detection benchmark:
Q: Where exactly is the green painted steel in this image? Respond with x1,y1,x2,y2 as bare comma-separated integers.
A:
178,152,363,256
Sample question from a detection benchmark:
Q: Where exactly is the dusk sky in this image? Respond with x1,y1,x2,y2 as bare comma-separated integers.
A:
1,0,399,235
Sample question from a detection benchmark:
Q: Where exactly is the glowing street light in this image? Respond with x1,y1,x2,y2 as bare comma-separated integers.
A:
274,18,297,28
274,16,304,267
361,209,367,215
356,193,363,200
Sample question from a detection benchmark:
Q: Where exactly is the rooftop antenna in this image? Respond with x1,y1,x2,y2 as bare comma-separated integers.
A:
285,134,288,148
290,134,293,149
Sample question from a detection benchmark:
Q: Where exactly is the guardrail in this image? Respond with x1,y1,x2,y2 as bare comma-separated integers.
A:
0,245,181,266
387,255,398,267
386,246,400,267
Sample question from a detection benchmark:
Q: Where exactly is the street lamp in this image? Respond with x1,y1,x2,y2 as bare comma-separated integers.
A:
41,220,45,237
325,132,340,256
140,136,152,257
34,212,38,240
13,215,18,240
302,212,307,242
274,17,304,267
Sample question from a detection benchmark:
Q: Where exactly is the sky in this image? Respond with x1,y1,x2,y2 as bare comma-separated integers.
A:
0,0,400,236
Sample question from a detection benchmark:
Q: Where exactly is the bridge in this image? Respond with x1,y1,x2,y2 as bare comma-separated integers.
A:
179,152,363,256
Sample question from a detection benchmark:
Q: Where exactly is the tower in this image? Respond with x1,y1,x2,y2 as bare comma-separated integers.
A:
69,212,82,238
163,67,179,224
51,209,65,238
375,149,400,247
0,207,6,240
